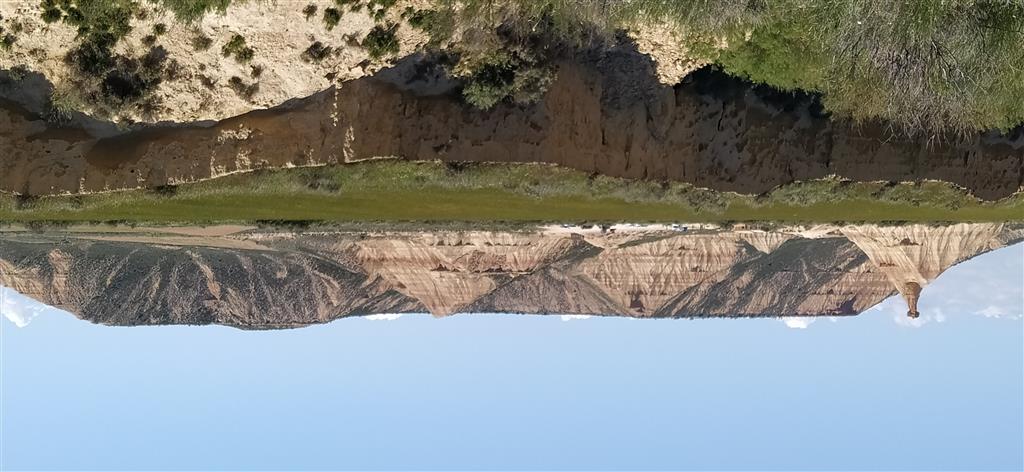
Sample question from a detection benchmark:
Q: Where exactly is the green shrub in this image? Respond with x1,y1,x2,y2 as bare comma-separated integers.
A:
43,0,137,40
0,33,15,51
163,58,182,80
367,0,396,21
40,0,142,113
152,23,167,35
234,46,254,62
462,60,515,109
98,46,167,106
459,52,558,109
690,0,1024,134
716,15,827,92
510,65,555,104
322,7,341,30
362,22,399,59
154,0,233,22
403,7,453,47
66,31,118,76
302,4,317,20
41,6,63,23
301,41,333,63
45,86,83,124
228,75,259,100
462,81,512,110
4,64,30,82
221,33,244,55
190,33,213,51
221,33,254,63
198,74,216,89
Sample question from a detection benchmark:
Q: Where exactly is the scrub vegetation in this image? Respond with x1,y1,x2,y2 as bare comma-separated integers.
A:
24,0,1023,134
33,0,178,118
2,161,1020,223
407,0,1024,135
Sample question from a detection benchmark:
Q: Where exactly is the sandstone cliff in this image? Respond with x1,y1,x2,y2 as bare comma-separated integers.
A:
2,57,1021,199
1,223,1018,328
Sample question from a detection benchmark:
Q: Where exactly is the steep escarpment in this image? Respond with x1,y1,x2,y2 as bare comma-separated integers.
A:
656,238,891,317
0,237,424,328
2,56,1022,199
576,233,776,315
1,223,1018,328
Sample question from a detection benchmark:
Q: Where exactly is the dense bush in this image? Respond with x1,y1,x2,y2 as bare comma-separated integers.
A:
40,0,137,39
403,7,453,47
322,7,341,30
0,16,23,52
0,33,15,50
362,23,400,59
366,0,397,21
302,4,317,20
815,0,1024,134
41,6,63,22
153,0,233,22
190,33,213,51
99,46,168,105
221,33,254,63
405,0,1023,133
458,51,556,109
34,0,166,114
638,0,1024,135
45,86,82,123
66,31,119,76
227,75,259,100
301,41,333,63
461,60,515,109
23,0,1024,134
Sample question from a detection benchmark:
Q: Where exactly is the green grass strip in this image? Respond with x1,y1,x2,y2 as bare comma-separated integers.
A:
2,161,1021,224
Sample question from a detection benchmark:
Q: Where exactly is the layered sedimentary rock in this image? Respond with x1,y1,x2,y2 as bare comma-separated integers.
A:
0,238,423,328
2,55,1022,199
1,223,1019,328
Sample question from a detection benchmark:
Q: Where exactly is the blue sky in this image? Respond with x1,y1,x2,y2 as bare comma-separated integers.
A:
1,243,1021,471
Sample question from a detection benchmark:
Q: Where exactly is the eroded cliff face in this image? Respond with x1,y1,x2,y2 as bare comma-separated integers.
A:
1,223,1018,328
575,233,786,315
2,57,1022,199
0,237,424,328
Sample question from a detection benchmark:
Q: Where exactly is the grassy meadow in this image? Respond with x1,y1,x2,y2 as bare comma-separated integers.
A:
1,161,1021,224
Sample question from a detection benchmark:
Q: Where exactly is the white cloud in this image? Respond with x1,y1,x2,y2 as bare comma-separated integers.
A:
3,306,36,327
873,295,936,328
781,317,813,329
891,302,937,328
560,315,592,321
974,305,1021,319
1,287,51,328
364,313,404,321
